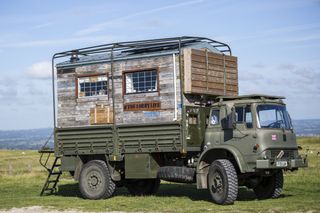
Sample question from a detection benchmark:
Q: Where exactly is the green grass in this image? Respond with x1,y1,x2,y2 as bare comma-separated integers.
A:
0,137,320,212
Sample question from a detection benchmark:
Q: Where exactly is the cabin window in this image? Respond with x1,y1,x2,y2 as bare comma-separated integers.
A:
78,75,108,97
125,70,157,94
210,109,220,125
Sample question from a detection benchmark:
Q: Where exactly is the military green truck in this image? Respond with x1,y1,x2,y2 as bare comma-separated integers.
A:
39,36,307,205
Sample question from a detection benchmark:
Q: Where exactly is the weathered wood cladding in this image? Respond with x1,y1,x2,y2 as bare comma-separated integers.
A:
57,55,182,127
57,48,239,128
183,48,238,96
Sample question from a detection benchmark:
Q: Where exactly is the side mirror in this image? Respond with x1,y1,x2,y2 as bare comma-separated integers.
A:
221,105,236,130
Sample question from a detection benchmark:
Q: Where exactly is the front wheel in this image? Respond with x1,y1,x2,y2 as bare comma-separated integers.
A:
207,159,238,205
253,170,283,199
126,179,160,196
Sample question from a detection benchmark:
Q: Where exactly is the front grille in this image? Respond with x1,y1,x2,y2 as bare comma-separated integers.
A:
269,149,295,159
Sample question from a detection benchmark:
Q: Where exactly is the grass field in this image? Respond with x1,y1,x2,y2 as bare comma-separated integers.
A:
0,137,320,212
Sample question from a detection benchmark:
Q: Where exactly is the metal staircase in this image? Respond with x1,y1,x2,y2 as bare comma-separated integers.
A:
39,133,62,196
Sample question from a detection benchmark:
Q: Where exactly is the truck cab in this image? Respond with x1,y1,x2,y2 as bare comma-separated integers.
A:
195,94,307,204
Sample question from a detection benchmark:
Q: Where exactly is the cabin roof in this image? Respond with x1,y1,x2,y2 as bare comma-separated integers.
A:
55,36,231,69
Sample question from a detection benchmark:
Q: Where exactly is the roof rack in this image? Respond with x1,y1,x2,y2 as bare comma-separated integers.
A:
217,94,286,102
52,36,232,60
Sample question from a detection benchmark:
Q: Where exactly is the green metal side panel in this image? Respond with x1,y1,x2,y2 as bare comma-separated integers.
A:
55,122,182,156
55,125,114,156
125,154,159,179
61,156,78,171
118,122,182,153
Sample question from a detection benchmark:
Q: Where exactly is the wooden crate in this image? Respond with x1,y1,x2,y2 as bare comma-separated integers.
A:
183,48,238,96
90,104,113,124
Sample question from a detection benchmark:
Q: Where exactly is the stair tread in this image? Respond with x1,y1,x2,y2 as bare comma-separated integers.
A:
51,172,62,175
48,180,59,183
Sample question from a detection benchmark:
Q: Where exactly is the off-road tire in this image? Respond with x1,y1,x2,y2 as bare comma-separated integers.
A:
126,179,160,196
253,169,283,199
208,159,238,205
157,166,195,183
79,160,116,199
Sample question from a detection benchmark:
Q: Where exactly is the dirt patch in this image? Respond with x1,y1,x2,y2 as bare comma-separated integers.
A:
0,206,130,213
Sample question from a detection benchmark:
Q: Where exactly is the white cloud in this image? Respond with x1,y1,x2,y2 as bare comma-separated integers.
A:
31,22,53,30
26,61,52,79
75,0,204,36
0,35,117,48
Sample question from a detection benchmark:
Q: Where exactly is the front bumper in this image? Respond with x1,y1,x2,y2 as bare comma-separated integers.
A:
256,157,308,169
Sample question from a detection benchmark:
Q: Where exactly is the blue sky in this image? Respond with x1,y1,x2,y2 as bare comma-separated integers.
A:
0,0,319,130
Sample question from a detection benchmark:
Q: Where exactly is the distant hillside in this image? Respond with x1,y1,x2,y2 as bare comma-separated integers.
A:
292,119,320,136
0,119,319,150
0,128,53,150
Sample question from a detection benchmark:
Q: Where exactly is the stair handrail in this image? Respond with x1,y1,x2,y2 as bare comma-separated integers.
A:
39,131,54,171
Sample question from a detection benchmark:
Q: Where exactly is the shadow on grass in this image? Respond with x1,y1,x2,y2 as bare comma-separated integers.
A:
55,182,292,202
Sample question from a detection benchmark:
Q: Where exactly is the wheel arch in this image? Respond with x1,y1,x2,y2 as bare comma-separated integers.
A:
74,154,121,182
196,146,247,189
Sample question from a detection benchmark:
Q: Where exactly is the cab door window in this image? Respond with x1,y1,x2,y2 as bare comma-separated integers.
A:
210,109,220,126
235,106,253,128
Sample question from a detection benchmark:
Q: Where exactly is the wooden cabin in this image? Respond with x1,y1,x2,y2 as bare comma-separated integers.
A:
55,37,238,128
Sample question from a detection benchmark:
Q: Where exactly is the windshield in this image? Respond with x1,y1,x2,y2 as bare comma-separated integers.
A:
257,104,292,129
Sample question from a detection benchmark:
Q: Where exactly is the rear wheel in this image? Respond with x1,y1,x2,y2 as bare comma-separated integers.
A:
254,170,283,199
79,160,116,199
207,159,238,205
126,179,160,196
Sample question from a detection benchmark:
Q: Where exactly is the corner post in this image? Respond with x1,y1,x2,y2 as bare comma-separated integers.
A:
110,46,119,160
178,38,186,155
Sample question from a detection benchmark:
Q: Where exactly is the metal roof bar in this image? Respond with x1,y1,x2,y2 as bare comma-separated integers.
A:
53,36,232,60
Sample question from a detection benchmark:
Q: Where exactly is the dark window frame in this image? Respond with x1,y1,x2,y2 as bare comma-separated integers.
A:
235,105,253,128
122,68,160,95
76,73,109,98
210,108,220,126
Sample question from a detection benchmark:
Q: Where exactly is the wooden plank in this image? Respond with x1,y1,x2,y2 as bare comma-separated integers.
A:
191,54,237,66
191,49,223,60
190,86,238,96
191,55,237,68
224,55,238,63
191,74,238,85
191,68,238,80
183,48,192,93
190,86,224,95
192,80,238,92
191,49,238,62
191,61,237,73
191,54,224,65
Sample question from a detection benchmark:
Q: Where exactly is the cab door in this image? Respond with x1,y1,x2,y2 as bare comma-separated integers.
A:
204,107,222,148
186,106,210,148
228,104,256,156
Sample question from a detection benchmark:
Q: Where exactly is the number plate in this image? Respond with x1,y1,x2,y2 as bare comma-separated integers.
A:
276,161,288,167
